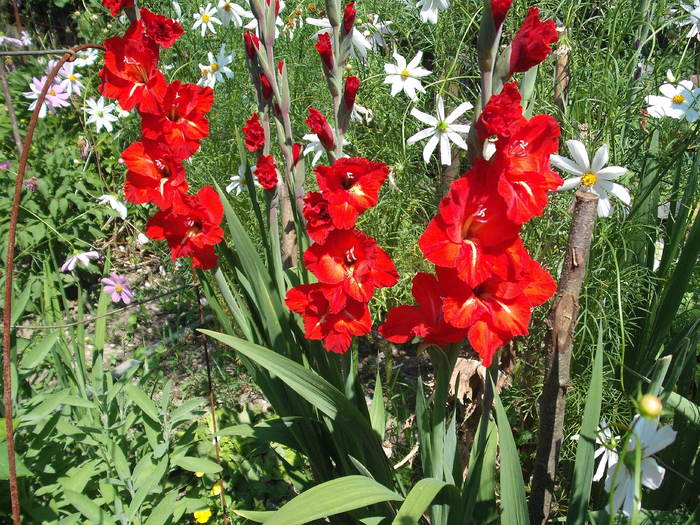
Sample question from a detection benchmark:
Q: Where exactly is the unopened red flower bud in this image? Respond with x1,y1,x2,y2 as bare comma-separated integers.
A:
343,75,360,110
277,60,285,75
292,143,302,166
342,2,356,33
490,0,513,28
306,108,335,150
260,73,273,99
315,33,334,70
243,29,260,59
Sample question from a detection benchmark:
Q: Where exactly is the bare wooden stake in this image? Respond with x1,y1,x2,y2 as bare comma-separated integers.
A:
529,190,599,524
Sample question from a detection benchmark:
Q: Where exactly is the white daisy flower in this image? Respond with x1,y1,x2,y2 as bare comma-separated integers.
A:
208,44,234,85
645,80,700,123
193,3,223,37
303,134,349,166
217,0,247,27
552,140,630,217
351,103,374,124
84,97,119,133
97,194,128,219
360,14,394,51
226,165,261,195
415,0,451,24
407,95,472,166
679,1,700,39
571,419,620,483
306,16,372,60
604,415,676,517
73,48,100,68
57,62,84,96
383,51,431,101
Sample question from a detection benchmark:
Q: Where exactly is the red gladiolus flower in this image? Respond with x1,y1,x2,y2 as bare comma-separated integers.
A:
343,76,360,110
243,112,265,152
99,36,166,113
306,108,335,151
145,185,224,270
315,157,388,229
243,30,260,59
260,73,273,100
343,2,356,33
102,0,134,17
254,155,278,190
438,267,532,366
122,141,188,208
490,0,513,27
379,272,468,347
509,7,558,76
492,114,562,224
315,33,334,70
139,8,183,49
418,172,521,287
285,283,371,354
303,229,398,305
141,81,214,160
476,82,524,141
303,191,335,244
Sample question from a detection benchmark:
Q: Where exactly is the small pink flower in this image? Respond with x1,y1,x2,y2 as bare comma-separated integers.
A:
24,177,39,192
61,250,99,272
0,160,10,171
101,273,134,304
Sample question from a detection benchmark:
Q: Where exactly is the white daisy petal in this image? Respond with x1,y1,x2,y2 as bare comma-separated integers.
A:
550,154,585,176
591,144,609,173
422,133,440,163
566,140,590,171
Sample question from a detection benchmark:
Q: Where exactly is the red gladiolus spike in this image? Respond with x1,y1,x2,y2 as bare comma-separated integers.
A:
254,155,278,190
343,2,357,33
243,112,265,152
285,283,371,354
145,186,224,270
315,157,388,229
303,229,398,303
379,272,468,346
490,0,513,28
102,0,134,17
343,76,360,110
98,36,166,113
122,141,188,208
140,81,214,160
303,191,335,244
138,8,184,49
418,172,521,287
438,267,532,366
315,33,334,70
306,108,335,151
243,30,260,59
476,82,524,141
492,114,562,223
509,7,558,76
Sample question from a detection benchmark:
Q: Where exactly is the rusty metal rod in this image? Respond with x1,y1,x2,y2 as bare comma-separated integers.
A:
2,42,103,525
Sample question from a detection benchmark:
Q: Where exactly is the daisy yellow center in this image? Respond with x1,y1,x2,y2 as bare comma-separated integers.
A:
672,94,684,104
69,74,77,81
115,284,123,292
49,89,56,95
224,3,231,10
436,120,449,133
201,13,210,22
581,172,597,187
210,63,219,71
400,69,410,79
